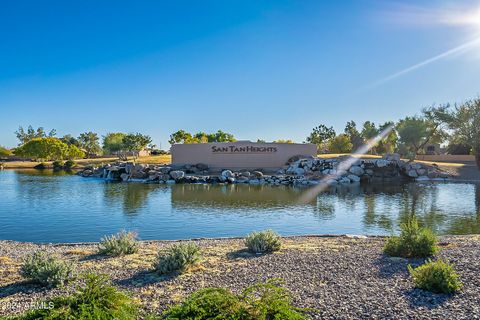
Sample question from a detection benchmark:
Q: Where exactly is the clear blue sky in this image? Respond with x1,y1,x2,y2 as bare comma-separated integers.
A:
1,0,480,149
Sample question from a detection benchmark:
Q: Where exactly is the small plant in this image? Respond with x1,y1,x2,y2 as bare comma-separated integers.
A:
15,273,137,320
384,217,438,258
98,230,139,256
64,160,76,169
408,259,462,294
161,279,310,320
153,243,201,275
20,251,75,287
245,229,282,254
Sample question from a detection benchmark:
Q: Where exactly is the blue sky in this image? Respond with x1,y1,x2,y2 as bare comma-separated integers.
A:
1,0,480,148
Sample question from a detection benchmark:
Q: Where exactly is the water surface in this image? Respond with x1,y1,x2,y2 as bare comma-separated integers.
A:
0,169,479,243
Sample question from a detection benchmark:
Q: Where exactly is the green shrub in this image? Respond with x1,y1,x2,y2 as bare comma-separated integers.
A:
33,162,46,170
384,217,438,258
153,243,201,275
408,259,462,294
64,160,76,169
161,279,310,320
245,229,282,254
15,273,137,320
52,160,64,170
20,251,75,287
98,230,139,256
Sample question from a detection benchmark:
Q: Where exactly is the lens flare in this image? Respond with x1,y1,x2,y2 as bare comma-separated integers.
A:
297,125,394,204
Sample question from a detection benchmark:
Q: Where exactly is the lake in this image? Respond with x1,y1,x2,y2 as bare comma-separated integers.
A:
0,169,479,243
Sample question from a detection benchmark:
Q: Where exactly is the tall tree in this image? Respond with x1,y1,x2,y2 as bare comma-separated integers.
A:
122,133,152,159
328,134,353,153
169,130,195,145
15,125,56,145
60,134,80,147
78,132,102,158
344,120,363,151
306,124,336,153
397,105,450,159
448,99,480,168
377,121,398,154
103,133,126,156
361,122,379,154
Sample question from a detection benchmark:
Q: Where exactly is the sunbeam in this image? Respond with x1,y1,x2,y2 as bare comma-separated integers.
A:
297,125,394,204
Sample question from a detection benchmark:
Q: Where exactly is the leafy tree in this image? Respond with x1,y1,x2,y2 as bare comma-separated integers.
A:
306,124,336,152
397,105,450,158
15,125,56,145
60,134,80,147
78,132,102,158
344,120,363,151
377,121,398,154
122,133,152,159
103,133,126,156
256,139,266,143
169,130,195,145
0,146,12,158
328,134,353,153
206,130,236,142
169,130,236,144
448,99,480,168
14,138,85,161
273,139,294,143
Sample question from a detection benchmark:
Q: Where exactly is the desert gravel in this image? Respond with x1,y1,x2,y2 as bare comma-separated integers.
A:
1,235,479,319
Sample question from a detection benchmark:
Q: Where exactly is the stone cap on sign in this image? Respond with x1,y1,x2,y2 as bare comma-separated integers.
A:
171,141,317,169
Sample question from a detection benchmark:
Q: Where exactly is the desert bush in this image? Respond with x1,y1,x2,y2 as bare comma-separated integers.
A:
384,217,438,258
153,243,201,275
161,279,310,320
64,160,76,169
15,273,137,320
408,259,462,294
20,251,75,287
33,162,46,170
245,229,282,254
98,230,139,256
52,160,64,170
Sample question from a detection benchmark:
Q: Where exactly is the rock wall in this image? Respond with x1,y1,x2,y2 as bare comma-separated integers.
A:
78,154,450,186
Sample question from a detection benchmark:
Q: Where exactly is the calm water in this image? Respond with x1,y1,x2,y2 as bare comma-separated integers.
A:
0,169,479,243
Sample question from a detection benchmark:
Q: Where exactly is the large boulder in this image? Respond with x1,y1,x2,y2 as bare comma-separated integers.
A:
170,170,185,180
407,170,418,178
252,171,264,178
348,165,364,176
347,174,361,183
195,163,209,171
221,170,234,179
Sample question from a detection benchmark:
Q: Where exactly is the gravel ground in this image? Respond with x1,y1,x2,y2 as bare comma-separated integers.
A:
1,235,479,319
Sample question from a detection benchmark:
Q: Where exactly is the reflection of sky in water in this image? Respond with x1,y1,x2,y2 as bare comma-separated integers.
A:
0,169,479,243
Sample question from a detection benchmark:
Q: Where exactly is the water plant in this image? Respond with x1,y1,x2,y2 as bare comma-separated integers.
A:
384,217,438,258
161,279,310,319
98,230,139,256
245,229,282,254
408,259,462,294
153,242,201,275
14,273,137,320
20,250,75,287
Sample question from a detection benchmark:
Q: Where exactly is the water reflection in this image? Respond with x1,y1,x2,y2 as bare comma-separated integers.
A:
1,169,479,243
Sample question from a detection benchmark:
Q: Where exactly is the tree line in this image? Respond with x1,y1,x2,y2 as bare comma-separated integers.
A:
305,98,480,167
6,127,153,162
1,97,479,167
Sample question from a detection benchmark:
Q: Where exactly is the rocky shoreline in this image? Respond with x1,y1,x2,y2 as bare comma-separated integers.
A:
1,235,479,319
78,153,452,186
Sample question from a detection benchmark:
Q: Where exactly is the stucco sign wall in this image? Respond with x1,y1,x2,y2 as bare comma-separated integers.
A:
171,142,317,169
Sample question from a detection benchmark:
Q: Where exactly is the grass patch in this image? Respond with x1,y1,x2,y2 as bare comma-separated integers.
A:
20,251,75,288
408,259,462,294
245,230,282,254
153,243,201,275
98,230,139,257
159,279,311,319
12,273,137,320
384,217,438,258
